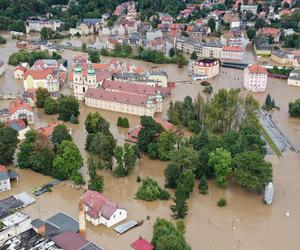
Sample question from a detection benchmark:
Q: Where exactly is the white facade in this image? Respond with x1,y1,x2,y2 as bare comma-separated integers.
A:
84,206,127,228
26,20,61,33
0,213,32,245
69,28,83,36
85,96,162,117
10,108,35,124
243,65,268,92
0,177,11,192
221,48,243,61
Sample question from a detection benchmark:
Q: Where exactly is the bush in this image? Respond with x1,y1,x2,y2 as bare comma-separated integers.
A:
137,176,142,182
0,35,6,44
217,198,227,207
70,114,79,124
199,175,208,194
71,172,85,185
117,117,129,128
44,97,58,114
136,177,170,201
88,175,104,193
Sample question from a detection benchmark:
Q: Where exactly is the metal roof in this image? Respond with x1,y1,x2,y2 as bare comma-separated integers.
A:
114,220,138,234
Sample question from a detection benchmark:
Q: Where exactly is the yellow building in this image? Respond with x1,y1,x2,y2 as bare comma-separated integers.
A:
147,71,168,88
190,58,220,80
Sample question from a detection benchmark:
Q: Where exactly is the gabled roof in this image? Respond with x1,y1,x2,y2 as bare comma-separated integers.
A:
82,191,119,220
24,68,54,80
8,99,33,114
248,64,268,74
131,237,154,250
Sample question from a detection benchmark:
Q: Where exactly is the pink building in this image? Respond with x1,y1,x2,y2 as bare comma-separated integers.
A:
243,64,268,92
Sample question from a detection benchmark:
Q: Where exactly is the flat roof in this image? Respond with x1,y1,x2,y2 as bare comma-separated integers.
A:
114,220,138,234
2,212,30,228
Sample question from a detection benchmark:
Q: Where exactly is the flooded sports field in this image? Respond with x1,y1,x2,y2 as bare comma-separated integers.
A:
0,38,300,249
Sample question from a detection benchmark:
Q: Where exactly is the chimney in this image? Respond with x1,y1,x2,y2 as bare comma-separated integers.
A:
37,224,46,236
79,197,86,238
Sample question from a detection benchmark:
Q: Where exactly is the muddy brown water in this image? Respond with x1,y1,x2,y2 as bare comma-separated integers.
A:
0,38,300,249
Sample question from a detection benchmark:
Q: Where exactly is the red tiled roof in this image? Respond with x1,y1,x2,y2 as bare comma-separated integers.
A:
37,121,61,137
96,70,112,82
131,237,154,250
222,46,243,52
103,80,157,96
8,99,33,114
51,232,88,250
86,88,150,107
24,68,53,80
261,27,280,36
248,64,268,74
82,191,118,220
0,165,7,173
15,66,27,73
5,119,26,129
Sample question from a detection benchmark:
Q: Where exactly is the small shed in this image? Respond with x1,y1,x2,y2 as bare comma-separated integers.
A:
131,237,154,250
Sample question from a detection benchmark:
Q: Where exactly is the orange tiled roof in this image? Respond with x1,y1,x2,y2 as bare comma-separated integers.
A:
8,99,33,114
24,68,53,80
248,64,267,74
223,46,243,52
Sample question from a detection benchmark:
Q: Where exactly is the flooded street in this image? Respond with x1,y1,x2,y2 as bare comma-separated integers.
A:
1,38,300,249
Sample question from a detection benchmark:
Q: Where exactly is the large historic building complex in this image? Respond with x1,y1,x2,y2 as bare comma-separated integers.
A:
72,58,166,116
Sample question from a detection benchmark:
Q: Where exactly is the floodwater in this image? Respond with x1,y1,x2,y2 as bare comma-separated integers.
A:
1,38,300,249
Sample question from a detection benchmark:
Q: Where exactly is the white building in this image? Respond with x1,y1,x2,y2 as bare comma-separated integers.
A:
243,64,268,92
82,191,127,228
221,46,243,61
0,60,5,76
189,58,220,80
26,19,62,33
287,69,300,87
8,99,35,124
0,213,31,245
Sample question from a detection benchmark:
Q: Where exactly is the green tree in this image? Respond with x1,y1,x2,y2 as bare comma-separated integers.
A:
169,47,176,57
156,131,176,160
44,97,58,114
264,93,273,111
190,51,197,60
57,95,79,122
233,151,272,193
0,127,19,165
88,175,104,192
208,18,216,32
113,143,137,177
88,50,101,63
117,117,123,127
53,140,83,180
36,88,50,108
88,133,116,169
40,27,53,40
122,117,129,128
51,124,72,148
137,116,163,153
177,169,195,198
164,163,181,188
85,112,110,134
288,98,300,117
208,148,232,188
152,218,191,250
199,175,208,194
81,42,87,52
170,146,198,172
246,27,256,41
136,177,170,201
70,172,85,185
170,183,188,219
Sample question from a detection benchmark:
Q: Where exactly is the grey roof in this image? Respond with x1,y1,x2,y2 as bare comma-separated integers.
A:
80,18,101,25
80,242,104,250
114,220,138,234
46,212,79,233
31,218,45,228
0,196,24,219
0,172,10,181
8,171,18,180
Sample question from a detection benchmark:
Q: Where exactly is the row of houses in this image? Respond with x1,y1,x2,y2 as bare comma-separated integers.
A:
175,37,244,61
14,59,67,94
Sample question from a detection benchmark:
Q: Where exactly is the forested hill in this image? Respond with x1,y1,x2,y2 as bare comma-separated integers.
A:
0,0,197,32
